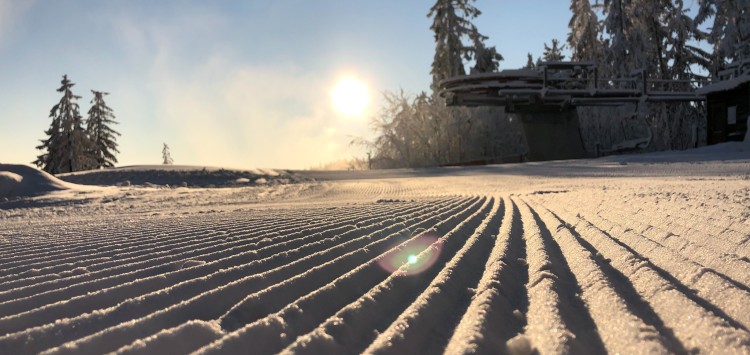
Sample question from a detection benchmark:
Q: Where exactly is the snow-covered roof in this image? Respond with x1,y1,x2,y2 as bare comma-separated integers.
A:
696,73,750,95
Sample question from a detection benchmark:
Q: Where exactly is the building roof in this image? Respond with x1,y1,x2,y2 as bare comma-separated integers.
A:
696,73,750,95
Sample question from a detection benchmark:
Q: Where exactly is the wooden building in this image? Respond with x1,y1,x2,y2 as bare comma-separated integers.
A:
698,60,750,144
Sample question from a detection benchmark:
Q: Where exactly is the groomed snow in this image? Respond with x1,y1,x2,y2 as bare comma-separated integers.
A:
1,144,750,354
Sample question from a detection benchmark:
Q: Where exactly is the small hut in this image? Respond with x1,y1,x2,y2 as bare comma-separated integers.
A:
697,60,750,145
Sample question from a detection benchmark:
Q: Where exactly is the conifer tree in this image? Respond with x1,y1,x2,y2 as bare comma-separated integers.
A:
660,0,707,148
427,0,506,163
86,90,120,169
542,39,567,62
162,143,174,165
34,75,95,173
663,0,706,80
468,30,503,74
600,0,635,77
33,110,62,173
568,0,602,62
586,0,706,150
524,53,537,69
428,0,502,90
696,0,750,74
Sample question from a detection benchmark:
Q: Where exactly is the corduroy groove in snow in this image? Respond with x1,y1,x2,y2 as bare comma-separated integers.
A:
1,167,750,354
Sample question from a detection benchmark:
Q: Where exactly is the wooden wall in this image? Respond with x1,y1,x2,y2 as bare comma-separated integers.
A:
706,83,749,144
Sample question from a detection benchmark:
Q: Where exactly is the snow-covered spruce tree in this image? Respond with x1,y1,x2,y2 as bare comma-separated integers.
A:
468,30,503,74
568,0,611,154
604,0,702,80
427,0,508,164
660,0,708,148
696,0,750,74
33,110,62,173
629,0,675,77
34,75,95,174
542,39,567,62
428,0,472,90
602,0,665,147
428,0,502,89
524,53,537,69
590,0,706,150
86,91,120,169
601,0,670,76
162,143,174,165
663,0,706,80
568,0,602,62
361,0,516,169
626,0,706,149
600,0,636,78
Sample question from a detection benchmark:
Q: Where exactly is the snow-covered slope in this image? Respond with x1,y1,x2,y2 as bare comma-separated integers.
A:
0,164,93,198
58,165,297,188
1,146,749,354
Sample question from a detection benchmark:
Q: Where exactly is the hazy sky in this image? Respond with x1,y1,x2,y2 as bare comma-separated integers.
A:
0,0,574,169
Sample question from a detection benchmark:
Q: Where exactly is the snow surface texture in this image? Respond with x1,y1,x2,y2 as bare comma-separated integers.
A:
0,164,96,199
57,165,295,188
1,145,750,354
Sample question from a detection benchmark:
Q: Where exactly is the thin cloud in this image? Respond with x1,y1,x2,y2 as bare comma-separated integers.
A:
111,12,370,169
153,62,362,169
0,0,34,47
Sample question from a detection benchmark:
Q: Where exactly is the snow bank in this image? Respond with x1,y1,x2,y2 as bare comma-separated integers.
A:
0,172,23,196
0,164,85,198
57,165,301,188
603,141,750,164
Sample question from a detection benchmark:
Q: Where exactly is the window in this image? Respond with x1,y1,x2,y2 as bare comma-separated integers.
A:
728,106,737,125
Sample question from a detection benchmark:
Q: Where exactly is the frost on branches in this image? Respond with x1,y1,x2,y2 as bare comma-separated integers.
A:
428,0,502,89
542,39,567,62
568,0,601,62
573,0,708,151
86,90,120,169
696,0,750,75
34,75,97,174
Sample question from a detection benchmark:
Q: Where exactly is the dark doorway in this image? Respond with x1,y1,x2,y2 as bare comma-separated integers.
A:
709,102,727,144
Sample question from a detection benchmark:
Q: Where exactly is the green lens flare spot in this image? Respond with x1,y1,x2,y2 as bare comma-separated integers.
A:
407,254,418,265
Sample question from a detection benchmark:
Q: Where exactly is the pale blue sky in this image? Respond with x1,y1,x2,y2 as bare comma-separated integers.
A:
1,1,578,169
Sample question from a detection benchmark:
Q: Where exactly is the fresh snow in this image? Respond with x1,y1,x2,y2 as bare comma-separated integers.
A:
0,164,97,199
696,73,750,95
1,144,750,354
0,172,23,197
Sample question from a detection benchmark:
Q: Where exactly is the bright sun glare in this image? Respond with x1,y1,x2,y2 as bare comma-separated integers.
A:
407,254,418,265
331,77,369,118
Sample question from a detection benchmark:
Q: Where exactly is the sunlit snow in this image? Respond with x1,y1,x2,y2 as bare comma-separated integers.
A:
1,142,750,354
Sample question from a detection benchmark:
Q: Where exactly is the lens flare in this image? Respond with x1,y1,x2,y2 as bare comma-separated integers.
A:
378,234,442,276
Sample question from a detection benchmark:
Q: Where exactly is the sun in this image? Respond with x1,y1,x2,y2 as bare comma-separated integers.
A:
330,77,369,118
